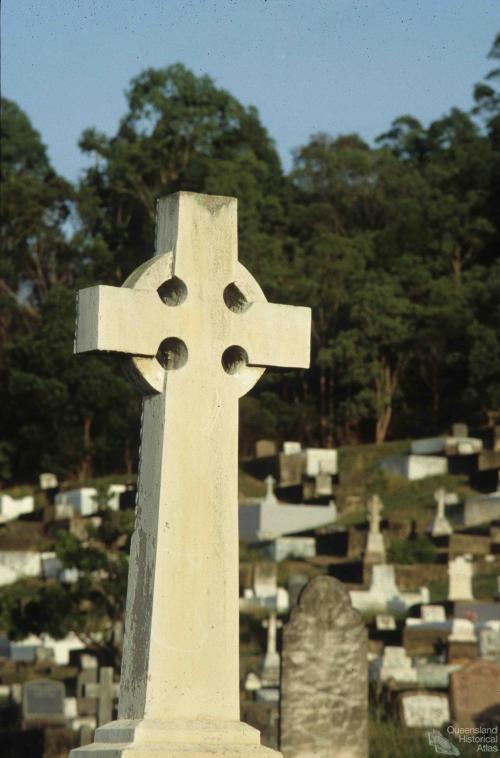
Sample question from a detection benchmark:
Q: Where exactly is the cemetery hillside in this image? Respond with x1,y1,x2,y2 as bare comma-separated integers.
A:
0,32,499,758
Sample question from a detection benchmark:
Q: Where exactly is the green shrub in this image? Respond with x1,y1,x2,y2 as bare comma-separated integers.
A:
387,536,437,565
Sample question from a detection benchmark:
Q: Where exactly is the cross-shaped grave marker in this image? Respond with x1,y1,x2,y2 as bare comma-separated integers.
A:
367,494,383,534
428,486,453,536
83,667,119,726
70,192,310,757
365,494,386,565
260,612,283,688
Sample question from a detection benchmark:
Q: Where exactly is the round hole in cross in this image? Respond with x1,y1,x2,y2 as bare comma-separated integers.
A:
222,345,248,375
157,276,187,306
156,337,188,370
223,283,250,313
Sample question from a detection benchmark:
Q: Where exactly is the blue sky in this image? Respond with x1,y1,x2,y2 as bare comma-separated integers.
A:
2,1,499,181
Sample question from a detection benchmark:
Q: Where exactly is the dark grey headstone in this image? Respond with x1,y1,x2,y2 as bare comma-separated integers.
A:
77,669,98,698
280,576,368,758
22,679,66,727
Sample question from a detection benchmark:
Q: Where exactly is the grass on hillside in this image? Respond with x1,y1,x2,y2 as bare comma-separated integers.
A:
369,713,479,758
4,469,265,499
0,439,485,533
336,441,475,529
473,571,499,600
429,569,499,602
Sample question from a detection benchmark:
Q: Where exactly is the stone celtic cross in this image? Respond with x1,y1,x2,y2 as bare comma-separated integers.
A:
71,192,310,757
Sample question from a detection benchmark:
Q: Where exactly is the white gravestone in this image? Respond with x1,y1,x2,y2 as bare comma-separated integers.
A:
70,192,310,757
370,646,417,684
428,488,453,537
239,475,336,543
283,442,301,454
56,488,98,517
40,472,58,490
350,564,429,614
400,693,450,728
411,437,482,455
421,605,447,623
365,494,385,563
0,551,42,586
266,536,316,562
244,672,262,693
108,484,126,511
375,615,396,631
449,618,477,642
303,448,337,477
380,455,447,480
448,556,474,601
0,494,34,523
416,663,461,688
479,624,500,661
259,613,282,688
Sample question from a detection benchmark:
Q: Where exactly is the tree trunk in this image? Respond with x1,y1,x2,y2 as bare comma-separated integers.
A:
374,361,398,444
124,438,134,476
319,366,328,446
78,415,93,481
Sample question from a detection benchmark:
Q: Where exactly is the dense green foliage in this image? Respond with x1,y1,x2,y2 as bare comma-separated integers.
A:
386,536,437,565
0,501,133,665
1,38,499,484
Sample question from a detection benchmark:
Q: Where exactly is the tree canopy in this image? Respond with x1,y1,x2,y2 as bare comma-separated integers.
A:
1,39,499,484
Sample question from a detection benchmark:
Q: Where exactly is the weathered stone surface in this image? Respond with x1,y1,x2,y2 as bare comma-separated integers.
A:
280,576,368,758
370,646,417,685
398,691,450,727
450,660,500,727
70,192,310,757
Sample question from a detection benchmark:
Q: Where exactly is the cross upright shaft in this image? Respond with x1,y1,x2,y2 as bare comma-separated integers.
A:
73,192,311,741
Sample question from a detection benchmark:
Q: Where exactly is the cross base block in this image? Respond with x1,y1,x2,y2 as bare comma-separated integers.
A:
69,719,282,758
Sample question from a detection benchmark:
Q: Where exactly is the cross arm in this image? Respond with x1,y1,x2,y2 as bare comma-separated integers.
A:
75,285,165,356
238,302,311,369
